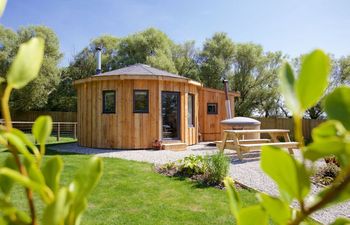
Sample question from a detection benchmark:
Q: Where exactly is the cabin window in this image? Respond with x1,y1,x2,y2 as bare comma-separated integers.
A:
188,94,195,127
207,103,218,114
133,90,149,113
102,90,116,114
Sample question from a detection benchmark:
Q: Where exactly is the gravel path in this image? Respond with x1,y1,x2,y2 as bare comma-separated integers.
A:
50,143,350,224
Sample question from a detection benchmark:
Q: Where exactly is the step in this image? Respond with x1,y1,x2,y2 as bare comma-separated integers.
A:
162,142,187,151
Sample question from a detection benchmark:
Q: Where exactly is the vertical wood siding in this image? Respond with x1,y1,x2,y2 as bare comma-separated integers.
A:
76,78,200,149
198,88,236,141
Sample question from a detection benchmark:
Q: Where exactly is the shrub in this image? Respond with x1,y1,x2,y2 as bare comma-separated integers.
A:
204,152,230,185
324,156,340,167
315,163,340,186
178,155,206,176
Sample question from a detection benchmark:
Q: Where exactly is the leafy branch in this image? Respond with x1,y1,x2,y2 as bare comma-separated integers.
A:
0,2,103,225
224,49,350,225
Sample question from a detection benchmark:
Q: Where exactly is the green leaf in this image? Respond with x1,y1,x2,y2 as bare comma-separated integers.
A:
311,120,347,142
0,155,17,196
279,62,299,114
0,197,16,215
304,140,345,162
32,116,52,150
295,49,330,111
261,146,310,201
223,177,241,217
0,167,53,203
11,128,40,158
28,163,45,185
238,205,268,225
6,37,44,89
0,167,42,191
69,157,103,199
329,217,350,225
304,121,349,165
257,193,291,224
43,187,70,225
324,86,350,130
0,0,6,17
67,157,103,224
42,156,63,193
4,132,35,163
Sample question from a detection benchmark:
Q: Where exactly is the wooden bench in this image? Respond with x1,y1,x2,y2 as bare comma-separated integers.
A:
215,139,271,149
219,129,298,160
239,142,299,152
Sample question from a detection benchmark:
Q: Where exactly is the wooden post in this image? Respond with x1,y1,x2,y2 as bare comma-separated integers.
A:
57,123,60,142
73,123,77,139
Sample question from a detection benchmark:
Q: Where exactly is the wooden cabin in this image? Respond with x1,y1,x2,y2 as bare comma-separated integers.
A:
74,64,239,150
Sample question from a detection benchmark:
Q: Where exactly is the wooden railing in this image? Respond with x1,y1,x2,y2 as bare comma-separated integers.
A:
0,121,78,142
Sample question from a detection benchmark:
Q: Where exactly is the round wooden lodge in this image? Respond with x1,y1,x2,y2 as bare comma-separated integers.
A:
74,64,239,150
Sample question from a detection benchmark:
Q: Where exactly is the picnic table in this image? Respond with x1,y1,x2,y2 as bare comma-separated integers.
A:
216,129,298,160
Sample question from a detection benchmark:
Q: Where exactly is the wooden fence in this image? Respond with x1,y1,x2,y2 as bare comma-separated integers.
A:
255,117,326,141
3,112,325,141
9,111,77,122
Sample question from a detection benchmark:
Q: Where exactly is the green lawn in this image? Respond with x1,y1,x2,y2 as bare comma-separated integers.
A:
26,134,76,144
0,134,76,151
2,149,258,225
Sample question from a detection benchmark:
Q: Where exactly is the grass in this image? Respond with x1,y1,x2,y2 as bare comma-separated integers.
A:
0,134,76,151
26,134,76,144
2,149,258,225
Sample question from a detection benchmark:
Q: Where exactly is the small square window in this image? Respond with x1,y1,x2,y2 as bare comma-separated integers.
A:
133,90,149,113
103,90,116,113
207,103,218,114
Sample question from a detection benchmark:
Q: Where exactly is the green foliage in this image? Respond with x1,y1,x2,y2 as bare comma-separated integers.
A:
261,147,310,202
204,152,230,184
32,116,52,149
0,25,63,111
178,154,206,176
172,41,200,81
6,38,44,89
0,7,103,223
224,49,350,225
324,86,350,130
257,193,290,224
117,28,177,73
199,32,235,89
231,44,284,116
280,49,330,116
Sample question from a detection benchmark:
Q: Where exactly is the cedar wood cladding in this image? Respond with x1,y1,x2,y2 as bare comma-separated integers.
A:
74,64,239,149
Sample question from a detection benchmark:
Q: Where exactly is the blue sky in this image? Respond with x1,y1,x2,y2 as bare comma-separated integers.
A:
1,0,349,66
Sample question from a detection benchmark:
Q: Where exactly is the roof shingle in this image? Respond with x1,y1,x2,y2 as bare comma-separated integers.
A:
96,64,188,80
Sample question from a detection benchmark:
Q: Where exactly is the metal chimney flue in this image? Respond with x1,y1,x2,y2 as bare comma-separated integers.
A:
96,47,102,75
222,79,232,119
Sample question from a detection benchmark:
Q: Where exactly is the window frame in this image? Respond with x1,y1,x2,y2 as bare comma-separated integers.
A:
102,90,116,114
207,103,218,115
133,89,149,113
188,93,195,127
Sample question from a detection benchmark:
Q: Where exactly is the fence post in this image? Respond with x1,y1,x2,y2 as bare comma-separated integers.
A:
73,123,77,139
57,123,60,142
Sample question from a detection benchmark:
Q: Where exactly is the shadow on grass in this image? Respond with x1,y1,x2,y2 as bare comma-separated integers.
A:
163,173,221,190
45,149,80,155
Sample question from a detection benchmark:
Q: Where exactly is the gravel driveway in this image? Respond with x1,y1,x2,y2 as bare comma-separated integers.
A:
50,142,350,224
